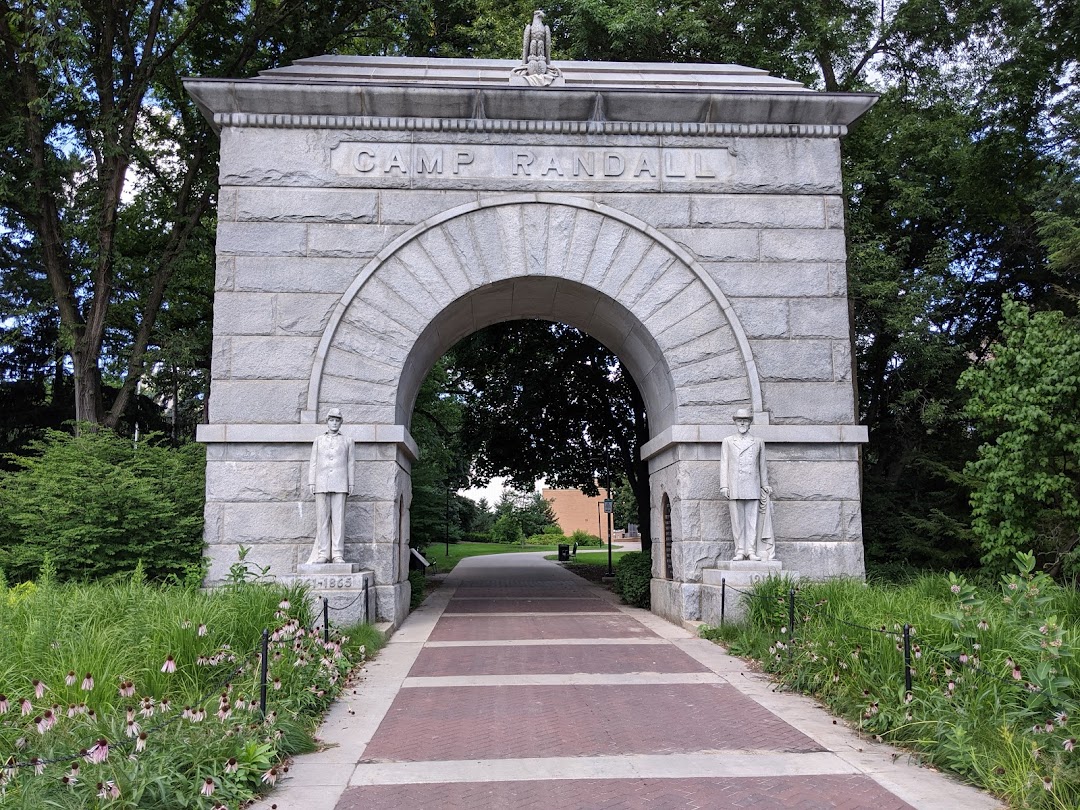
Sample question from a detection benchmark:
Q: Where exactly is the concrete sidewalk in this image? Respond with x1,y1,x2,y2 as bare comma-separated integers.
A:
256,553,1003,809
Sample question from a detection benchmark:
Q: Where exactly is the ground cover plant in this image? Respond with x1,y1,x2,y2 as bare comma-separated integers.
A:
0,560,382,809
701,553,1079,809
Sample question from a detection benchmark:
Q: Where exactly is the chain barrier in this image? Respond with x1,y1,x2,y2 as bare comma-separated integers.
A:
719,581,1078,715
318,579,371,641
5,588,375,774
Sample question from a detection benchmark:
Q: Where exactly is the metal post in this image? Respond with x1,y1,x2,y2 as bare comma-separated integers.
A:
903,624,913,694
607,511,614,576
597,501,603,543
259,629,269,716
787,588,795,661
362,577,369,624
605,484,614,576
323,597,329,643
720,577,726,628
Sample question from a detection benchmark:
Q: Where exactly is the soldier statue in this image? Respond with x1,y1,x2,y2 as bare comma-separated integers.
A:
307,408,354,564
719,409,775,561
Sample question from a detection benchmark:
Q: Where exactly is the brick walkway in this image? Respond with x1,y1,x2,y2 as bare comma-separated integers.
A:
260,553,1003,810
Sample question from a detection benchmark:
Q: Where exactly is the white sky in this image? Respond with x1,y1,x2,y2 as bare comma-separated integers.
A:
459,476,546,505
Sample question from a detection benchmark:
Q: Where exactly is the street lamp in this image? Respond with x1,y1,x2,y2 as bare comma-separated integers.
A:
603,495,614,576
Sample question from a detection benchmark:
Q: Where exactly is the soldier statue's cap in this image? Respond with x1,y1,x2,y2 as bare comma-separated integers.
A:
733,408,753,421
326,408,343,420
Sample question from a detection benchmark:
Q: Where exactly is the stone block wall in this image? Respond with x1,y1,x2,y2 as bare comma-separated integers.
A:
199,123,866,626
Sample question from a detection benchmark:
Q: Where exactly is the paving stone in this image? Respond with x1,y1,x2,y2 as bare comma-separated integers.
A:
408,643,711,677
444,597,617,614
427,614,659,642
361,683,823,761
336,774,915,810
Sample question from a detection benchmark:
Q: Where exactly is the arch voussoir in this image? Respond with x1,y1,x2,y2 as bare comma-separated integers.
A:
310,198,763,431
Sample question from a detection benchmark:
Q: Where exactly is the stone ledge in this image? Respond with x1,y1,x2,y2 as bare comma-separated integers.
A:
641,423,869,460
196,422,419,460
297,562,360,576
703,561,783,584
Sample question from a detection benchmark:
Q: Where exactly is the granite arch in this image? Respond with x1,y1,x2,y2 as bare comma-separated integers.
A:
307,195,764,435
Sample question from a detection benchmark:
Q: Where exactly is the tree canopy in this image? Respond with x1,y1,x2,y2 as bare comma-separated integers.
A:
1,0,1077,576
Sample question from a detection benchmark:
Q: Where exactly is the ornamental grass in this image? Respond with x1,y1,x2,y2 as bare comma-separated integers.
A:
0,563,381,808
702,552,1079,809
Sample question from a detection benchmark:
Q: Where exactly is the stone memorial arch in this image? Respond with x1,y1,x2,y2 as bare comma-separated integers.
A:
186,53,875,628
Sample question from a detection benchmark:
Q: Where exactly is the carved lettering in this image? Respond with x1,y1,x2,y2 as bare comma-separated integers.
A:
603,153,625,177
541,155,564,177
384,150,407,174
664,153,686,177
513,152,534,176
633,154,657,178
417,150,443,174
333,143,735,183
354,149,377,172
693,153,716,178
573,153,595,177
454,150,474,174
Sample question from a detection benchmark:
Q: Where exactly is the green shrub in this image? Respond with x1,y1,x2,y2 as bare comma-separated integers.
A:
409,569,427,609
702,553,1080,810
570,530,602,547
491,515,523,544
464,531,492,543
525,532,566,546
614,551,652,608
0,429,205,583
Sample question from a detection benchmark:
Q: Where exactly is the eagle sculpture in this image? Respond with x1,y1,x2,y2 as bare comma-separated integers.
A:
522,9,551,72
510,9,562,86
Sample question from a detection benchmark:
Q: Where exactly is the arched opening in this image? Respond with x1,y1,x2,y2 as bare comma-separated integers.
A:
406,315,651,572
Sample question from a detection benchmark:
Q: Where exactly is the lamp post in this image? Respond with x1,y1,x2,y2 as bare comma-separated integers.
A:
603,495,614,577
597,500,603,543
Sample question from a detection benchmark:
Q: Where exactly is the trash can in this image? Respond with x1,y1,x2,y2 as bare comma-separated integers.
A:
557,544,570,562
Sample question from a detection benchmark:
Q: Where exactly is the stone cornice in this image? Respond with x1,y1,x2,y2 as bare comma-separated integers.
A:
641,424,869,460
196,423,419,461
209,112,849,138
185,76,877,137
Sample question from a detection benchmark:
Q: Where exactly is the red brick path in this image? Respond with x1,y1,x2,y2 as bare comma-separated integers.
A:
337,774,915,810
333,556,918,810
428,613,657,641
409,643,709,676
445,597,618,613
363,683,823,761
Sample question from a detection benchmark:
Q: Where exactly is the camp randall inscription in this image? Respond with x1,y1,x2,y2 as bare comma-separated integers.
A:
185,13,877,629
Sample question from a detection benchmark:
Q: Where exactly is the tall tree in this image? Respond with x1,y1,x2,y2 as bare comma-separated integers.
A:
960,297,1080,578
443,0,1080,571
0,0,413,431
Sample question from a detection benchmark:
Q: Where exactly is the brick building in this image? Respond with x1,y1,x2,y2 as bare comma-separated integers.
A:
542,487,611,538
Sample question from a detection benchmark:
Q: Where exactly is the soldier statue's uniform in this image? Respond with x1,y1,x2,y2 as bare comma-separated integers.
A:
719,408,775,561
307,408,354,564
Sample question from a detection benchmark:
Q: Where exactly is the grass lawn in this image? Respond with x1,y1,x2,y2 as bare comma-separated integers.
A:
420,541,561,573
545,550,630,566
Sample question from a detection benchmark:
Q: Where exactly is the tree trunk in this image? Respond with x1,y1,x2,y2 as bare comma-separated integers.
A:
71,340,104,429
